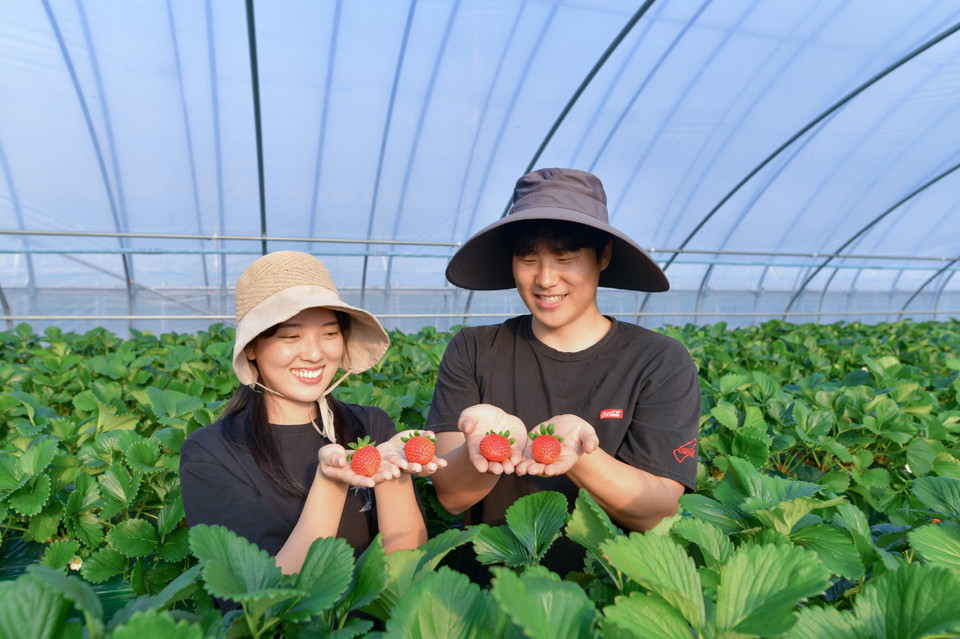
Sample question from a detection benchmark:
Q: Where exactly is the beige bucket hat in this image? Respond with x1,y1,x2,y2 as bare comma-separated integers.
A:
232,251,390,386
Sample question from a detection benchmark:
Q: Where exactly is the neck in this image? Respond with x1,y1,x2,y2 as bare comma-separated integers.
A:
531,312,611,352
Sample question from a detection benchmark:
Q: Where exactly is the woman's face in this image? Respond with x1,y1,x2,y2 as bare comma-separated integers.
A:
246,307,345,424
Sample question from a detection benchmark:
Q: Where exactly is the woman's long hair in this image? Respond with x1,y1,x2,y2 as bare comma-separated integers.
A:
221,310,360,498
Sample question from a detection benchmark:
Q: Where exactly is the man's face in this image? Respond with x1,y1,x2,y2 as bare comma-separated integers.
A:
511,242,611,336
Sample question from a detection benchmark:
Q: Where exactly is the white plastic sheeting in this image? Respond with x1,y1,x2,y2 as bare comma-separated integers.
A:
1,0,959,334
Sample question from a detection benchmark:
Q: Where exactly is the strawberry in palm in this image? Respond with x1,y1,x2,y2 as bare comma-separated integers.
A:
479,430,514,462
402,430,436,465
347,436,381,476
529,423,564,464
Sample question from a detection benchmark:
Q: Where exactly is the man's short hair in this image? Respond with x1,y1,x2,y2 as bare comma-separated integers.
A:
502,219,611,262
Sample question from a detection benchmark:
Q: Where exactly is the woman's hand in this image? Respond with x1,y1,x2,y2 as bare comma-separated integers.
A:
458,404,527,475
515,414,599,477
317,443,401,488
378,429,449,476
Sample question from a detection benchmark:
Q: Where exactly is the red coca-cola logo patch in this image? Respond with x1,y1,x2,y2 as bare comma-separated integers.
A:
598,408,624,420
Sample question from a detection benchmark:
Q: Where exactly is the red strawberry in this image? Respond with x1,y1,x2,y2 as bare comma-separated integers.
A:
479,430,514,463
402,431,436,465
348,436,381,476
529,423,564,464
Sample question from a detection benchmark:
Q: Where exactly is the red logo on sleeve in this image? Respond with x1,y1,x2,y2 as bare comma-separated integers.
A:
599,408,624,420
673,439,698,463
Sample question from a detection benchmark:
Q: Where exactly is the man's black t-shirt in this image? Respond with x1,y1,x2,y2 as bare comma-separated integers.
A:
426,315,700,566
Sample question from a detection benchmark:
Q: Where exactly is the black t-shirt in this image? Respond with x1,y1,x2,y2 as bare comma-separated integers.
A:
426,315,701,528
179,403,398,557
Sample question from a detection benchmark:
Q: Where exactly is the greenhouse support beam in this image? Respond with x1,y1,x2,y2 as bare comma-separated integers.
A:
5,309,960,323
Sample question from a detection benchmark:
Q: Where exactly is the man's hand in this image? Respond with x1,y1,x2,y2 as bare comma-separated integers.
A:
317,443,401,488
378,429,448,476
458,404,527,475
515,413,599,477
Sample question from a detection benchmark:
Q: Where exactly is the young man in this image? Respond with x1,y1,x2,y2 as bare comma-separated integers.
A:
426,168,701,578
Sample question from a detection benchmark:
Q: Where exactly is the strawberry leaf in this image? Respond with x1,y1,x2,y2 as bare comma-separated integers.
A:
287,536,355,621
189,524,283,601
504,490,568,562
108,519,159,558
81,548,128,584
110,610,205,639
907,523,960,571
491,566,597,639
0,575,77,639
715,544,831,636
384,567,496,638
602,591,695,639
41,538,80,571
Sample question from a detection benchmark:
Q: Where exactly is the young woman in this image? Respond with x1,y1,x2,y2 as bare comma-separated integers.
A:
180,250,443,574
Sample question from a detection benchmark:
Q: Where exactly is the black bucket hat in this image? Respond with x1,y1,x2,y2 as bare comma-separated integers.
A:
445,168,669,292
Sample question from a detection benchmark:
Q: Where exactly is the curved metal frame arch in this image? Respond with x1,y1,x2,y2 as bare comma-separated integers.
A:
384,0,463,294
898,259,958,320
308,0,342,244
656,19,960,277
41,0,134,327
360,0,418,307
448,1,528,244
461,1,654,322
165,0,213,304
782,158,960,316
245,0,268,256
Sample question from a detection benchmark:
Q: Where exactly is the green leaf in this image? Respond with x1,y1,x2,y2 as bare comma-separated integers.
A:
110,610,204,639
670,517,733,573
19,437,60,475
97,406,140,434
714,544,832,636
9,473,51,516
68,511,105,548
189,524,283,601
336,534,387,618
472,524,530,567
679,494,749,533
99,462,141,507
25,564,105,638
107,518,159,558
601,533,705,629
287,536,355,620
790,523,865,579
157,527,191,563
858,562,960,638
711,402,739,429
156,494,185,538
383,567,495,639
109,565,202,629
81,547,128,583
602,592,695,639
907,523,960,570
504,490,568,561
565,490,623,580
125,438,162,473
146,386,203,421
787,605,870,639
491,567,598,639
27,500,64,543
0,576,77,639
911,476,960,519
41,538,81,571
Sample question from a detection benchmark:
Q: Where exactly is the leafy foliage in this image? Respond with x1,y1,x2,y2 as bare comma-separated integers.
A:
1,318,959,636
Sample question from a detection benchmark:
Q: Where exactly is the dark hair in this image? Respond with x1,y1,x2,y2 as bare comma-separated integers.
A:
220,309,355,499
501,219,610,261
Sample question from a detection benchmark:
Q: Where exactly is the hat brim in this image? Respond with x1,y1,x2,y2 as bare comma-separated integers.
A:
232,285,390,385
445,206,669,292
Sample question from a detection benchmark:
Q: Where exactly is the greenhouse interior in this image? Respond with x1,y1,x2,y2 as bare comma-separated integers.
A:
3,0,958,336
3,2,960,638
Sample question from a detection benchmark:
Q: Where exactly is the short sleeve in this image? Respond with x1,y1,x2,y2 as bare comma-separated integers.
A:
425,330,481,434
617,339,701,491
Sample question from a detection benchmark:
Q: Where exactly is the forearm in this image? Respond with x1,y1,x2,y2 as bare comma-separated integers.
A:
275,473,347,574
374,474,427,552
430,433,500,514
565,447,684,532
